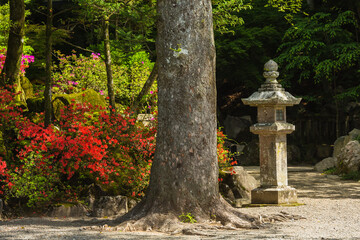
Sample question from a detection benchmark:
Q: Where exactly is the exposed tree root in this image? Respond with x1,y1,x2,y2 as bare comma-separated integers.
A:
79,197,304,236
81,208,303,236
80,195,304,236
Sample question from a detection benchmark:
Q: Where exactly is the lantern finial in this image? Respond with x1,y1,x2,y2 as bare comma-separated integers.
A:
263,59,279,83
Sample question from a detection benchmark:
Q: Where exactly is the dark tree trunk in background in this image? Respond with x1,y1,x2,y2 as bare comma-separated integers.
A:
306,0,315,10
0,0,25,89
103,17,116,112
115,16,119,41
116,0,254,231
44,0,53,128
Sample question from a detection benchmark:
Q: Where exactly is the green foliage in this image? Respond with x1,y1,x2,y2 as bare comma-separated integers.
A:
323,167,337,175
212,0,304,34
212,0,252,34
52,51,115,95
0,3,33,54
0,3,9,49
179,213,197,223
75,0,156,57
276,10,360,100
341,171,360,181
110,1,156,55
266,0,303,22
25,25,70,68
215,0,288,93
121,51,156,108
266,0,302,13
8,151,62,208
335,85,360,101
75,0,129,19
52,89,107,120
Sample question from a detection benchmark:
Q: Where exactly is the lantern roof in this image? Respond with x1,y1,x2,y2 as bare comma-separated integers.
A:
242,60,301,106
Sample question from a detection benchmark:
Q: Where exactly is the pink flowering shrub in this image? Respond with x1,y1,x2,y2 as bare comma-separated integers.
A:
51,50,156,112
0,48,34,75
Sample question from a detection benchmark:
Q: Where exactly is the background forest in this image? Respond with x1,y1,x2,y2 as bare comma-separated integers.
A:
0,0,359,212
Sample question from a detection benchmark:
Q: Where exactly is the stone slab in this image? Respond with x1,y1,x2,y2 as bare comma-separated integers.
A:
251,187,297,204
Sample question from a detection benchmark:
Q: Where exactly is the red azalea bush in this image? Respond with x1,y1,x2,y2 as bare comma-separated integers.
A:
0,85,156,207
13,107,154,207
0,87,232,208
0,86,29,195
0,157,7,194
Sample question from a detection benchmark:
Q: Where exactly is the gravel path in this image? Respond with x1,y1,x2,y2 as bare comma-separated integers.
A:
1,167,360,239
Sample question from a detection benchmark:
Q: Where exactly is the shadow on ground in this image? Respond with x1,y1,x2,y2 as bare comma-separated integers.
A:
289,171,360,199
245,166,360,200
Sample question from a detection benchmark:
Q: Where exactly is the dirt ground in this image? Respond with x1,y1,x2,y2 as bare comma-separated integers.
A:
1,167,360,240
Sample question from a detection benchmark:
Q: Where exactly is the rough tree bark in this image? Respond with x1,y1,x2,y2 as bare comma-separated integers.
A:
148,0,219,218
44,0,53,128
103,16,116,111
0,0,25,89
115,0,256,232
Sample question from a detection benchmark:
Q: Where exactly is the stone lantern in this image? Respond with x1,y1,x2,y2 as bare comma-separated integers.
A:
242,60,301,204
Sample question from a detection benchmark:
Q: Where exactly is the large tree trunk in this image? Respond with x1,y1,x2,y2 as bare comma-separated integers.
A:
103,17,116,111
0,0,25,89
148,0,219,216
114,0,256,232
44,0,53,128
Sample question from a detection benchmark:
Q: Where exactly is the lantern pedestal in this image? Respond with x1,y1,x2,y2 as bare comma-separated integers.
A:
251,187,297,204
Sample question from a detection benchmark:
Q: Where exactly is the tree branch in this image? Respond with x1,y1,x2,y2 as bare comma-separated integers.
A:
130,61,158,115
53,7,75,17
60,39,96,53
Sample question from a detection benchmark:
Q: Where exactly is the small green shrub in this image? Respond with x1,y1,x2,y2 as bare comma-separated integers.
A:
341,171,360,181
323,167,337,175
179,213,197,223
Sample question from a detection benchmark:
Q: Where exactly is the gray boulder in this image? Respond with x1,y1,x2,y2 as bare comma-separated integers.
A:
85,184,137,218
333,136,347,159
47,204,88,218
348,128,360,141
220,166,259,206
91,196,137,218
333,129,360,158
316,144,332,159
337,140,360,174
137,114,155,127
314,157,337,172
223,115,252,140
238,140,259,166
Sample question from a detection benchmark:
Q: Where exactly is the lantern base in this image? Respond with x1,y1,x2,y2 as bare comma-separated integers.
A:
251,186,297,204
